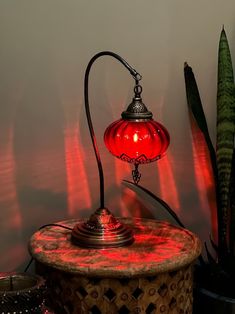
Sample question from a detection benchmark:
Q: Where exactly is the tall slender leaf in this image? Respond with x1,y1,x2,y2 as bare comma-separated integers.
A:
216,28,235,255
184,63,217,180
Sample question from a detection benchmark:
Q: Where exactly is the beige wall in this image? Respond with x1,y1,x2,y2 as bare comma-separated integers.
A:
0,0,235,271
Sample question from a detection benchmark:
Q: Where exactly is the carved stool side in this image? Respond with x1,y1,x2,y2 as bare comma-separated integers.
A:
29,218,201,314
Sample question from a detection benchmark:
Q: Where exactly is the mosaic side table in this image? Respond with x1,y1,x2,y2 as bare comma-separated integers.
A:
29,218,201,314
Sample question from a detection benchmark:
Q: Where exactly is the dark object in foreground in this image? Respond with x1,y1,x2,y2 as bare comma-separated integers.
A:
193,262,235,314
0,272,46,313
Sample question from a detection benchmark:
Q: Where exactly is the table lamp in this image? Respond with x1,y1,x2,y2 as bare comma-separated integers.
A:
71,51,170,248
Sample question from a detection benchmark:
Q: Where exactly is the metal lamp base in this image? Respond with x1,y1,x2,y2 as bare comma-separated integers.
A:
71,208,134,248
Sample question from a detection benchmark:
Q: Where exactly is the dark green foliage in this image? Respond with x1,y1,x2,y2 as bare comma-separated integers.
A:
184,28,235,262
216,29,235,255
183,28,235,295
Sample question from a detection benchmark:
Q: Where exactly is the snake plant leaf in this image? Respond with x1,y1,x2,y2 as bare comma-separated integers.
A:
210,234,219,254
123,180,205,265
184,63,217,180
205,242,217,265
229,148,235,255
123,180,185,228
216,28,235,253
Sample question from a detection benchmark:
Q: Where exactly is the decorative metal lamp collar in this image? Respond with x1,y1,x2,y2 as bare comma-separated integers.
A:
71,51,169,248
121,83,153,120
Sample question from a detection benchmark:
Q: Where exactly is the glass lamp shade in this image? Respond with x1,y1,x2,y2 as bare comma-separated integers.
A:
104,119,170,164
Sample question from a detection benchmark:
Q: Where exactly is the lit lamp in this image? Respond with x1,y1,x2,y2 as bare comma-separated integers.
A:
71,51,170,248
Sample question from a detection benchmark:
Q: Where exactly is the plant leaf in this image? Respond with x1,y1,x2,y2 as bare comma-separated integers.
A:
229,148,235,255
216,28,235,255
123,180,207,265
184,62,217,180
210,234,219,253
123,180,185,228
205,242,217,265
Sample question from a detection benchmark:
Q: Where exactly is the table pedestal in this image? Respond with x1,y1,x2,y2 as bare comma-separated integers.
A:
29,218,201,314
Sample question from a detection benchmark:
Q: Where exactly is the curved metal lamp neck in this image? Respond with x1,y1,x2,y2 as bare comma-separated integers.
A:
84,51,141,209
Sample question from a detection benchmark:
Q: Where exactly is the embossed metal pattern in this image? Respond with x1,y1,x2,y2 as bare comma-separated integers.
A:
71,209,134,248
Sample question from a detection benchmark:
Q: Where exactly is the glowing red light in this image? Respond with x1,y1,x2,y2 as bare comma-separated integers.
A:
104,119,170,164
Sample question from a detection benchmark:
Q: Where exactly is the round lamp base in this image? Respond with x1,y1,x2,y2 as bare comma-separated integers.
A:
71,208,134,248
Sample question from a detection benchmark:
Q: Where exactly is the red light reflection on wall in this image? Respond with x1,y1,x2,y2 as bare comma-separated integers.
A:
157,154,180,213
190,115,217,240
64,126,91,216
0,128,21,230
153,98,179,213
115,159,131,216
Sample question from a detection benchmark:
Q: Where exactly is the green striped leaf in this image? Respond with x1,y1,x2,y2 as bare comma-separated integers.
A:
229,148,235,255
216,28,235,255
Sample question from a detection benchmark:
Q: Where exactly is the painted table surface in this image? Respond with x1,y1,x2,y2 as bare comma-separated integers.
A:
29,218,201,278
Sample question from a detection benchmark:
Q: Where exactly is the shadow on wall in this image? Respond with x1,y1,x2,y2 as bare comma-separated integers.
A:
13,62,67,233
17,186,67,227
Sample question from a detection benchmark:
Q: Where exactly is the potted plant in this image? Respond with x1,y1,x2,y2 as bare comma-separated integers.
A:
184,27,235,313
124,27,235,313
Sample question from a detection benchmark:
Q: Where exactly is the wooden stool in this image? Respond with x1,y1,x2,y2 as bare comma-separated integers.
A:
29,218,201,314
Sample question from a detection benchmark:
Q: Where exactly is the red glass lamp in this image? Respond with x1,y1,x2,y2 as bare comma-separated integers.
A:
104,84,170,184
71,51,170,249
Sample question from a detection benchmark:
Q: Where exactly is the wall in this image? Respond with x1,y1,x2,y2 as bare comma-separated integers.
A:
0,0,235,271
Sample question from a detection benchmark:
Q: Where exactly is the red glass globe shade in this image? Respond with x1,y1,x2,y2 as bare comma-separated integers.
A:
104,118,170,164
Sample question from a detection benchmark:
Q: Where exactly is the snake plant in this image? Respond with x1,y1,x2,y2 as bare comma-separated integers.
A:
184,28,235,263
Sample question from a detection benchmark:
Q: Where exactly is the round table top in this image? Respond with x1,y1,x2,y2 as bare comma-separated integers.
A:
29,218,201,278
